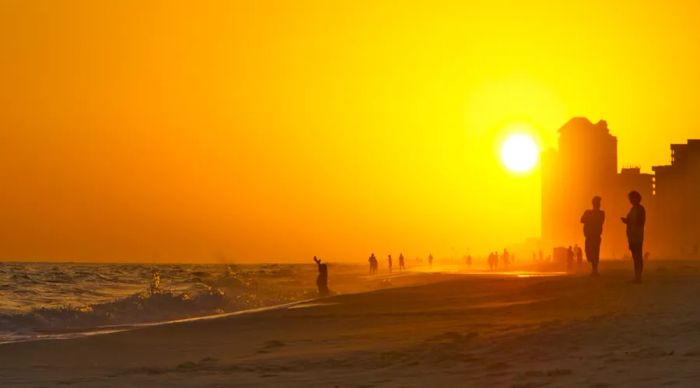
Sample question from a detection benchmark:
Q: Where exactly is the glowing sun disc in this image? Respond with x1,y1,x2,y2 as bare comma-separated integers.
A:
501,134,538,173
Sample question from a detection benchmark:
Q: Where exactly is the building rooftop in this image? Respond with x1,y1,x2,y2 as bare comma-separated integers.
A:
558,117,610,134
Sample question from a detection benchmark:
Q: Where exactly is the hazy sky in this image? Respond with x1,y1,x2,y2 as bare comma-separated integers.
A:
2,1,699,262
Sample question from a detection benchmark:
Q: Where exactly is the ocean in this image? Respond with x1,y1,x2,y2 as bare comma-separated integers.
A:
0,262,346,343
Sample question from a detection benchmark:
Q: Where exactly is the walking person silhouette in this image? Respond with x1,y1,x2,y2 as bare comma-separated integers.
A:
581,196,605,276
621,191,646,283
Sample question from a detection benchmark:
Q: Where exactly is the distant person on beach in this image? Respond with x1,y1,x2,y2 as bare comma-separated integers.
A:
622,190,646,283
574,244,583,271
428,254,433,266
388,254,393,273
502,249,510,268
313,256,330,296
399,253,406,271
581,196,605,276
567,246,574,273
467,255,472,267
369,253,378,274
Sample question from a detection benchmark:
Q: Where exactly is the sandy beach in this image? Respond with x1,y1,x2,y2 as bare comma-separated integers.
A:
1,261,700,387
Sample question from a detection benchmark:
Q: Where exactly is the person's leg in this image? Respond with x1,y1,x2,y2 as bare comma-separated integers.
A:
586,239,600,275
593,239,601,275
631,243,643,282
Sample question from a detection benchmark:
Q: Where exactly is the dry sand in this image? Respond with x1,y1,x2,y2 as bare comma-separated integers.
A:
2,261,700,387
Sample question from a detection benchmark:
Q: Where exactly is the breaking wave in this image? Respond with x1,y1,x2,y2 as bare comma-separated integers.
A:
0,263,320,342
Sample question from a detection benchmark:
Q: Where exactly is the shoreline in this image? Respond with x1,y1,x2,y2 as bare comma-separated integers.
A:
2,262,699,386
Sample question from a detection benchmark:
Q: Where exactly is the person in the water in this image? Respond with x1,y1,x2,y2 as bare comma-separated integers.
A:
313,256,330,296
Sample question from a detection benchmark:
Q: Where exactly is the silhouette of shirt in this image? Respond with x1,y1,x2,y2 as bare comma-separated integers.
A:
581,209,605,238
625,204,646,244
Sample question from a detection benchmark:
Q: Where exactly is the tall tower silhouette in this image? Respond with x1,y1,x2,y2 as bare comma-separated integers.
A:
542,118,651,257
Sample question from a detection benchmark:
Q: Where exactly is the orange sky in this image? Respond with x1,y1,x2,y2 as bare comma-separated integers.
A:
1,1,700,262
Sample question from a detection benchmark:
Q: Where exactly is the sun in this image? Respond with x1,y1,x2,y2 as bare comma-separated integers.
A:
500,133,539,173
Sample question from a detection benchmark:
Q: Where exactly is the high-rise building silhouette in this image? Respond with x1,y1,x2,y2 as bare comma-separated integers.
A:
541,118,653,257
651,140,700,257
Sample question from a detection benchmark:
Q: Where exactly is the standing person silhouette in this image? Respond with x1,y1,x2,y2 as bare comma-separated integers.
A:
574,244,583,271
428,254,433,267
387,254,393,273
398,253,406,271
313,256,329,296
622,191,646,283
566,246,574,273
581,196,605,276
368,253,378,274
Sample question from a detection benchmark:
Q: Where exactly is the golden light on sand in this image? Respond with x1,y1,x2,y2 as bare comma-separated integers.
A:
500,133,539,173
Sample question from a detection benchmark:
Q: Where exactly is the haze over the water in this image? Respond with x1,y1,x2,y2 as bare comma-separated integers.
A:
2,1,700,262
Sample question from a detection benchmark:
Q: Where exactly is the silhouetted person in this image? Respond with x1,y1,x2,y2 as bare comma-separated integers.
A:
467,254,472,267
622,191,646,283
428,254,433,266
502,249,510,268
566,246,574,273
574,244,583,271
387,254,393,273
314,256,329,296
399,253,406,271
581,196,605,276
369,253,378,274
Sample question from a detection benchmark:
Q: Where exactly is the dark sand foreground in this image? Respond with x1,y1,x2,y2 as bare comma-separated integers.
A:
2,261,700,387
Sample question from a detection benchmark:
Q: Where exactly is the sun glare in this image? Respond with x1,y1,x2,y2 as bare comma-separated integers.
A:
500,133,539,173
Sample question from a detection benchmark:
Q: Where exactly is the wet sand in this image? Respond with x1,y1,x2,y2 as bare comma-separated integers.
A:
1,260,700,387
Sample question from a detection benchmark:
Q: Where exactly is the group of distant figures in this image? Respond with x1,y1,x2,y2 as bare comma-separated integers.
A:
368,253,409,273
580,191,647,283
563,245,585,273
486,249,514,270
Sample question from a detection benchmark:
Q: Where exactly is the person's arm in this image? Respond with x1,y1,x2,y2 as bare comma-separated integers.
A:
638,207,646,227
601,211,605,224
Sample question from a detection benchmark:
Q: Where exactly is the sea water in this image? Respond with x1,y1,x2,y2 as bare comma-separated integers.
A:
0,262,336,343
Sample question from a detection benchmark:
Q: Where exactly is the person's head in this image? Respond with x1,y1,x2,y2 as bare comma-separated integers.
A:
592,196,602,209
628,190,642,205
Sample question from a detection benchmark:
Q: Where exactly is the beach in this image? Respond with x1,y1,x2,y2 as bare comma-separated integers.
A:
1,261,700,387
